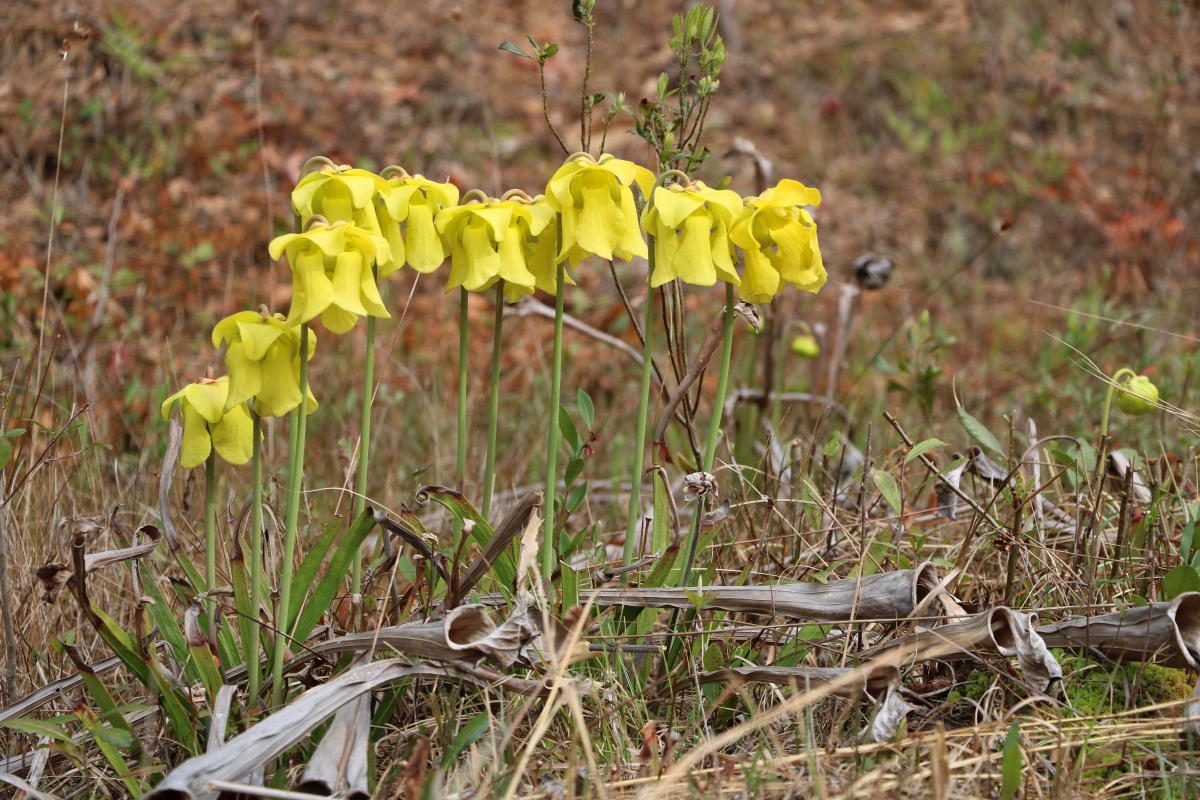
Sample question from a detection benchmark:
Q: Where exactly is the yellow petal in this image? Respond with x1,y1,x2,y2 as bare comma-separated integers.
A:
649,216,679,288
253,343,303,418
650,187,705,229
212,403,253,465
769,217,825,292
236,319,286,361
184,380,228,424
738,247,781,303
321,305,360,334
359,269,391,318
761,179,821,207
286,250,335,326
338,169,383,209
224,345,263,411
161,385,188,420
459,219,501,291
671,214,718,286
406,200,446,272
498,225,536,290
710,221,740,285
211,310,261,348
331,251,369,316
179,402,212,469
572,174,624,261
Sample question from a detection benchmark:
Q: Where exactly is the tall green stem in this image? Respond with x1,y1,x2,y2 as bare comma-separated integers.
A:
246,411,263,701
271,323,309,708
456,289,469,491
678,283,737,589
351,309,376,595
1100,367,1137,440
203,453,218,643
624,251,656,563
481,282,504,520
543,255,567,579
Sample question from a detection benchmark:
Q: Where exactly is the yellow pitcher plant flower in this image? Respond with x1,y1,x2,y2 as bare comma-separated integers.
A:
544,153,653,265
642,180,743,288
435,192,560,300
377,170,461,274
1116,373,1160,416
291,164,385,237
268,221,393,334
161,376,254,468
212,310,318,418
729,179,826,303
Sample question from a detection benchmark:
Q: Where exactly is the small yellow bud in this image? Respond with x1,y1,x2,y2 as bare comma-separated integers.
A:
1116,374,1159,416
790,334,820,359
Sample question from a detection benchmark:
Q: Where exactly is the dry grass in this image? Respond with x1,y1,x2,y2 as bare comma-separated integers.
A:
1,0,1199,798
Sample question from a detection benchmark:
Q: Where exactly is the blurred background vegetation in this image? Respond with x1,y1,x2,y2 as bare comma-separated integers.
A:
0,0,1195,543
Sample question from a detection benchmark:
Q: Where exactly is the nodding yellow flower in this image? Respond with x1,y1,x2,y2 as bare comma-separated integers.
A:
211,310,318,418
729,179,826,303
1116,373,1160,416
268,221,393,334
435,194,563,301
291,165,385,236
642,181,743,288
377,173,460,275
544,153,653,266
161,376,254,468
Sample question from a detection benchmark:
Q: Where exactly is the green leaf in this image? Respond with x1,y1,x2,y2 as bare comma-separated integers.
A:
1000,721,1022,800
442,712,489,769
418,487,515,590
2,716,76,744
540,42,559,59
905,437,949,463
2,427,26,438
576,388,594,430
1163,565,1200,599
957,406,1004,456
565,481,588,514
564,457,585,487
289,516,344,624
0,438,11,470
651,470,671,555
871,470,902,513
559,404,580,452
289,510,378,643
498,41,530,59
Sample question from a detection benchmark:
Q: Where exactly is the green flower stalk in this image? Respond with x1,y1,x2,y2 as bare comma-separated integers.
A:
212,310,316,695
161,376,255,647
270,322,311,709
541,153,650,575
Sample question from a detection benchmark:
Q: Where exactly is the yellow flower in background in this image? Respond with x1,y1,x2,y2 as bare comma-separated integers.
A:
161,377,254,468
268,221,393,334
435,195,562,301
291,165,385,235
377,173,460,275
544,153,653,265
642,181,743,288
729,179,826,303
211,310,318,418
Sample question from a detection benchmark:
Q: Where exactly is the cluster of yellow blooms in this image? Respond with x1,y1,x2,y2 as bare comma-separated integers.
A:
161,153,826,468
